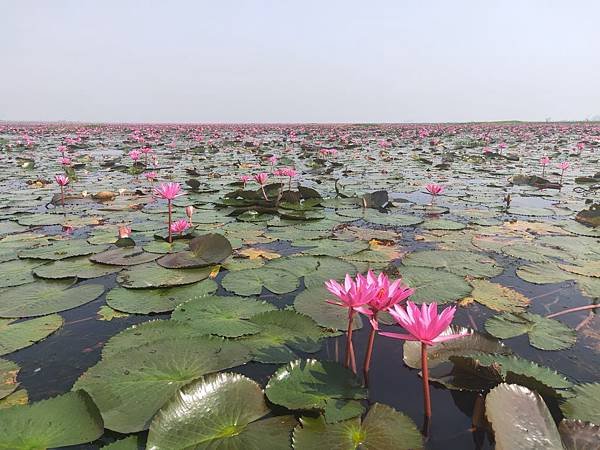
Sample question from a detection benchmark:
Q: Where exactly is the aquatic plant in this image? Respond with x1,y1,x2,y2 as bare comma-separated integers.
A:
153,182,184,243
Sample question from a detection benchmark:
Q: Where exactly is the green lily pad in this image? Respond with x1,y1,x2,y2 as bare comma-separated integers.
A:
420,219,466,230
0,314,63,356
74,335,252,433
294,286,363,331
221,267,299,296
485,312,577,351
402,250,503,278
117,263,213,288
561,383,600,424
101,436,140,450
485,383,563,450
516,263,574,284
240,310,324,363
0,359,19,400
142,240,188,254
0,259,44,288
90,246,161,266
292,403,423,450
265,359,367,421
467,279,530,312
18,240,109,261
32,256,122,279
396,265,472,303
0,280,105,318
106,279,218,314
267,255,357,289
171,295,277,337
147,373,296,450
157,233,232,269
299,240,370,258
0,390,104,449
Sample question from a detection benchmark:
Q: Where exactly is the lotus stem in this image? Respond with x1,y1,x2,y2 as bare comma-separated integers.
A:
421,343,432,418
260,185,269,201
167,200,173,243
60,186,64,207
363,313,378,385
546,303,600,319
345,309,355,372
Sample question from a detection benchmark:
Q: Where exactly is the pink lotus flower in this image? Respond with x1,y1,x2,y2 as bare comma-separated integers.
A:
381,301,469,346
140,146,152,154
540,156,550,166
557,161,570,171
118,226,132,239
325,273,378,373
144,171,157,181
254,173,268,185
170,218,190,234
185,205,195,224
425,183,444,196
128,150,141,161
55,174,69,186
57,145,67,154
482,146,492,154
240,175,251,188
153,182,183,200
60,157,71,166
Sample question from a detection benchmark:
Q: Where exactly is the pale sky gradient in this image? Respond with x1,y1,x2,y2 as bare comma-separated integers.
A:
1,0,599,123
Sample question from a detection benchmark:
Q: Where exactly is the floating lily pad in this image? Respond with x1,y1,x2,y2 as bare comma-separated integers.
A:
90,247,161,266
172,295,277,337
267,255,357,289
18,240,109,261
294,286,363,331
0,359,19,400
0,390,104,449
0,259,44,288
0,280,104,318
292,403,423,450
0,314,63,356
241,310,324,363
157,233,233,268
101,436,140,450
74,335,252,433
117,263,213,288
33,256,122,279
561,383,600,424
142,240,188,254
485,312,577,351
396,266,472,303
485,383,563,450
265,359,367,422
147,373,296,450
421,219,466,230
402,250,503,278
466,279,530,312
106,279,217,314
221,267,299,296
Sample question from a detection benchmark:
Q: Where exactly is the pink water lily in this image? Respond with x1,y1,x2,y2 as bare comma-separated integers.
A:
380,301,470,418
144,171,157,182
540,155,550,176
118,226,132,239
128,149,141,161
240,175,251,188
557,161,570,184
254,173,269,201
57,145,67,154
60,157,71,166
170,218,190,235
425,183,444,204
185,205,195,225
154,182,184,243
55,174,69,207
325,273,378,373
280,167,297,190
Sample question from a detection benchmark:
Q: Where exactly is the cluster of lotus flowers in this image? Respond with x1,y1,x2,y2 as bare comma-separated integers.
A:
325,271,470,418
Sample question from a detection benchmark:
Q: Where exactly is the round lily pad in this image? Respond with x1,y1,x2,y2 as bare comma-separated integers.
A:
267,255,357,289
0,314,63,356
33,256,122,279
0,359,19,400
0,259,44,288
294,286,363,331
117,263,213,289
402,250,503,278
221,267,299,296
90,247,161,266
18,240,109,261
157,233,233,268
397,266,472,303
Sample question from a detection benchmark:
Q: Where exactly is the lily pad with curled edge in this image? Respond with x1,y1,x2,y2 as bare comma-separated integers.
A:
156,233,233,269
18,240,110,261
240,310,324,363
267,255,357,289
292,403,423,450
117,263,213,289
74,335,252,433
0,314,63,356
561,383,600,424
420,218,466,230
171,295,276,337
516,263,575,284
0,390,104,450
403,326,509,369
394,265,472,304
485,383,564,450
508,206,556,217
146,373,296,450
90,247,161,266
294,286,363,331
265,359,367,423
0,259,44,288
33,256,122,279
559,260,600,278
0,280,105,318
221,267,299,296
297,239,370,258
501,243,567,263
402,250,503,278
0,359,19,400
106,279,217,314
485,312,577,351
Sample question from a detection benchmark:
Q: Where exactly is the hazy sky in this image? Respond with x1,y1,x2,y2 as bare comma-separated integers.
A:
2,0,599,123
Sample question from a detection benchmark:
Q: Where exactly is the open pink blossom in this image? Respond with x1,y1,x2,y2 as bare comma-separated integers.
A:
364,271,414,326
254,173,268,186
140,146,152,154
425,183,444,196
57,145,67,154
60,157,71,166
240,175,251,188
153,182,184,200
55,174,69,186
380,301,470,346
118,226,132,239
540,155,550,166
144,171,157,181
128,149,141,161
170,218,190,234
557,161,570,171
325,273,378,314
